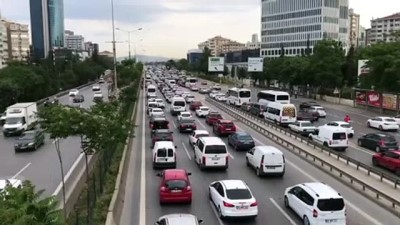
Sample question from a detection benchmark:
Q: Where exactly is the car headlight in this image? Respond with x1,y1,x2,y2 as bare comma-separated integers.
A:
14,144,18,147
28,142,34,146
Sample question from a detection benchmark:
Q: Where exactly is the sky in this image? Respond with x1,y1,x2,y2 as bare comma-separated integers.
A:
0,0,399,59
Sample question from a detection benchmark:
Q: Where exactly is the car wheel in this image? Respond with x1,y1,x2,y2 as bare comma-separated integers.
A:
358,140,363,146
246,157,250,167
375,146,381,152
379,125,383,131
367,122,371,127
217,206,225,220
256,167,262,177
372,158,378,166
284,196,289,208
303,216,310,225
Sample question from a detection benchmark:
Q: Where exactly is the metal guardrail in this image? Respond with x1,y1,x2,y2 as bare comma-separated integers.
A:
206,97,400,211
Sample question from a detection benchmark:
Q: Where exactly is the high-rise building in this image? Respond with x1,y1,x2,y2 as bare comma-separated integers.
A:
84,41,99,56
65,30,84,50
246,33,261,49
349,8,360,47
0,18,7,68
358,26,366,47
261,0,349,57
5,22,30,61
187,49,203,65
198,36,245,56
29,0,64,59
368,12,400,44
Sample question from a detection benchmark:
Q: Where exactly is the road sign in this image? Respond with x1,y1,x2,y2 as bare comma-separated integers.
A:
248,57,263,72
208,57,224,72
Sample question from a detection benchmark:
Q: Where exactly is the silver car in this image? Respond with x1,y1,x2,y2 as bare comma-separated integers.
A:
155,214,203,225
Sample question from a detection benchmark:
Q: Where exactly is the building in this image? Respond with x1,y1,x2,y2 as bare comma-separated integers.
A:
5,22,29,62
198,36,245,56
30,0,65,59
187,49,203,65
261,0,350,58
98,51,113,58
365,28,372,46
246,33,261,49
368,12,400,44
219,41,246,54
84,41,99,56
349,8,360,47
0,19,6,68
358,26,366,47
65,30,84,50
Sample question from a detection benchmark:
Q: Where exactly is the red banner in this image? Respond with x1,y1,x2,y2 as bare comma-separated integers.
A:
367,91,381,107
355,91,366,105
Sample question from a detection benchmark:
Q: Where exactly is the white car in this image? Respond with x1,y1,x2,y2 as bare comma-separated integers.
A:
367,117,399,131
185,95,195,103
309,106,327,118
148,98,157,103
190,86,199,91
209,180,258,219
149,108,164,117
215,94,227,102
182,92,191,98
195,106,210,117
288,121,317,135
189,130,209,146
0,179,22,192
69,89,79,96
92,84,101,91
178,111,192,121
394,115,400,125
155,98,165,108
324,121,354,138
93,91,103,99
209,90,219,98
213,84,221,90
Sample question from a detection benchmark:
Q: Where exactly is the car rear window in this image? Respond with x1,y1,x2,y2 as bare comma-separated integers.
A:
332,133,347,140
196,134,209,138
204,145,227,154
201,108,209,111
238,135,253,141
317,198,345,211
222,122,234,127
382,136,397,142
226,189,252,200
157,148,174,157
165,180,187,189
173,101,185,106
340,124,351,128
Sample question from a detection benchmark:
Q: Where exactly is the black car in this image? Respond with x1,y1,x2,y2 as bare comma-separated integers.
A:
150,117,169,130
299,101,320,110
177,119,196,133
249,103,267,117
14,129,45,152
358,133,398,152
73,95,85,103
297,110,318,122
227,132,255,151
43,97,59,107
151,129,173,146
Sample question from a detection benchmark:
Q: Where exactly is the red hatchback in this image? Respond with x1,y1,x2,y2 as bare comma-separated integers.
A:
189,101,203,111
205,112,223,125
157,169,192,204
372,150,400,175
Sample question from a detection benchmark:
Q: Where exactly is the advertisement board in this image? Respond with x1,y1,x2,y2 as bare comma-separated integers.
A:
355,91,366,105
367,91,381,107
208,57,224,72
382,94,397,110
358,60,370,76
247,57,264,72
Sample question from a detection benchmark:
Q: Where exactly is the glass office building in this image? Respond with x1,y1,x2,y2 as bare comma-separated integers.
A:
261,0,349,58
48,0,65,47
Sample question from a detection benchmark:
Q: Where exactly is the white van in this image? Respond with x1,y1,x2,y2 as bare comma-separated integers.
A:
170,97,186,116
310,126,348,151
147,85,157,98
263,102,297,126
245,146,285,177
194,137,228,170
168,80,176,87
152,141,176,169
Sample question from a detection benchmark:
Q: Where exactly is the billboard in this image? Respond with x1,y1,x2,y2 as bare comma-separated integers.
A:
367,91,381,107
355,91,366,105
208,57,224,72
358,60,370,76
382,94,397,110
248,57,264,72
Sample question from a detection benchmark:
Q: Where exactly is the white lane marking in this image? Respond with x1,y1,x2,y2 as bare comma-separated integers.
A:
208,200,225,225
228,152,235,160
53,154,84,196
348,143,374,155
196,118,207,129
172,121,177,129
182,142,192,160
139,94,146,225
269,198,297,225
11,163,31,179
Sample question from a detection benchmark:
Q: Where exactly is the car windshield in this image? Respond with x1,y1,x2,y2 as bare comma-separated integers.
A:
174,101,185,106
317,198,345,211
19,132,35,140
239,91,251,98
301,122,313,127
201,108,209,111
196,134,209,138
181,114,191,117
5,117,22,124
226,189,252,200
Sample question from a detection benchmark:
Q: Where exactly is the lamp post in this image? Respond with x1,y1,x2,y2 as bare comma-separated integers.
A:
111,0,118,92
115,27,142,60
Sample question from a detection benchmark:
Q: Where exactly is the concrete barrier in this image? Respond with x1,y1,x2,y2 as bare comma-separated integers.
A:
36,81,96,105
317,95,354,107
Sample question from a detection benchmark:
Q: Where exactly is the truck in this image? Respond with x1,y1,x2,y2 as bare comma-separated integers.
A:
2,102,38,137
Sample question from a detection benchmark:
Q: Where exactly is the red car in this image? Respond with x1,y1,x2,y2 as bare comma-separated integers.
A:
189,101,203,111
372,150,400,175
213,119,236,136
205,112,223,125
157,169,192,204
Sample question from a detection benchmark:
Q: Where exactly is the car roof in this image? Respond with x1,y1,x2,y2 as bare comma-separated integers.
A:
154,141,174,148
220,180,247,190
300,182,342,199
297,120,312,123
198,137,225,145
164,169,189,180
254,146,283,154
194,130,209,135
235,132,251,136
329,121,349,125
181,112,191,114
218,119,233,123
199,106,209,109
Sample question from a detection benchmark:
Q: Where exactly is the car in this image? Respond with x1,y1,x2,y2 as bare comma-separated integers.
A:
149,108,165,117
213,119,236,136
147,102,159,115
148,98,157,104
215,94,227,102
241,102,252,112
73,94,85,103
358,133,398,152
151,129,173,147
310,126,348,151
43,97,59,107
249,103,267,117
93,91,103,100
155,99,165,108
92,84,101,91
201,81,207,85
157,169,192,204
195,106,210,117
209,180,258,219
284,182,346,225
324,121,354,138
209,90,219,98
69,89,79,96
199,88,210,94
177,119,196,133
150,117,169,130
205,112,223,125
288,121,317,136
98,78,105,83
297,109,318,122
14,129,45,152
367,117,399,131
372,150,400,175
189,101,202,111
171,97,186,116
190,86,199,91
212,84,221,90
155,214,203,225
227,132,255,151
308,105,327,118
246,146,285,176
0,179,22,192
185,95,195,103
299,101,320,110
177,111,192,121
189,130,209,147
182,92,191,98
152,141,177,169
394,115,400,125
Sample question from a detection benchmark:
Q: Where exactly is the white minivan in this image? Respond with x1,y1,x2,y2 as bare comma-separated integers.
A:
152,141,177,169
310,126,348,151
246,146,285,177
263,102,297,126
170,97,186,116
147,85,157,98
194,137,228,170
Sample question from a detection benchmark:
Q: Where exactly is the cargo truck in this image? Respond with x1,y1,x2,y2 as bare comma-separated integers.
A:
2,102,38,137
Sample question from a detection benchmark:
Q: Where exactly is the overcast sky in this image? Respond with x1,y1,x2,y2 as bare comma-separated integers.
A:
0,0,399,58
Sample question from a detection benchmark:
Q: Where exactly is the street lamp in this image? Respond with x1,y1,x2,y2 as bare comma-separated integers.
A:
115,27,142,60
111,0,118,92
53,138,66,219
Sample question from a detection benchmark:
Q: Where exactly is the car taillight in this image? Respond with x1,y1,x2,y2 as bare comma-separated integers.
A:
313,209,318,218
202,156,206,165
379,140,386,146
174,152,176,161
260,155,264,168
160,186,167,192
223,201,235,207
226,156,229,165
250,201,257,207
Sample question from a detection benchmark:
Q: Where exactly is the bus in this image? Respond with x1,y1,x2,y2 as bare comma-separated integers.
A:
257,90,290,105
263,102,297,126
185,77,198,88
227,88,251,106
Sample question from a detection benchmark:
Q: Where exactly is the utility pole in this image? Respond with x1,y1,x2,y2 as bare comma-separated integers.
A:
111,0,118,92
115,28,142,60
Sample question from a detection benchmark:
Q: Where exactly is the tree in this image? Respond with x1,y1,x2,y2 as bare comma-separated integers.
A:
0,180,65,225
230,66,236,78
199,47,212,74
223,65,229,76
176,58,189,71
237,67,247,80
342,45,358,87
165,59,176,69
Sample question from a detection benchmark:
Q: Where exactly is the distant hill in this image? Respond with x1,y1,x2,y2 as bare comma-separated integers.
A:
117,55,176,63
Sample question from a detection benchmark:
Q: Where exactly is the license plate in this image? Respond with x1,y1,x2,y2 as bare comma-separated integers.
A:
157,158,167,162
236,205,248,210
186,128,192,130
211,157,220,160
225,128,231,130
306,129,314,132
265,166,275,169
282,119,287,121
171,190,182,193
325,219,338,223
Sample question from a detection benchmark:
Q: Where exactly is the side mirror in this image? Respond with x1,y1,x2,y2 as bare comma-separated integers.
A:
175,145,177,148
156,173,162,177
187,172,192,175
198,219,204,224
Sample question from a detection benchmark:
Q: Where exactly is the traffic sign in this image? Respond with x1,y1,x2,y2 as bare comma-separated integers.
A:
248,57,263,72
208,57,224,72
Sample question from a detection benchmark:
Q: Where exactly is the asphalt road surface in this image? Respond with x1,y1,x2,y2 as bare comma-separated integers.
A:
0,83,108,195
121,86,399,225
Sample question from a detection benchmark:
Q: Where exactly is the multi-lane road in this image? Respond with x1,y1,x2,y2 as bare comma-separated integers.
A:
121,84,400,225
0,84,108,195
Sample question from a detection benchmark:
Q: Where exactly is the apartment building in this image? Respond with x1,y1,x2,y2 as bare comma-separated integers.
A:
6,21,29,61
349,8,360,47
0,19,6,68
368,12,400,44
198,36,245,56
261,0,350,57
84,41,99,56
65,30,84,50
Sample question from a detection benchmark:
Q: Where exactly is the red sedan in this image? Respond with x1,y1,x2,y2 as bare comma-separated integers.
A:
189,101,203,111
205,112,223,125
157,169,192,204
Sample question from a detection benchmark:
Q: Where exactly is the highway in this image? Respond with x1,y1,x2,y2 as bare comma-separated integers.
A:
121,85,400,225
0,83,108,195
